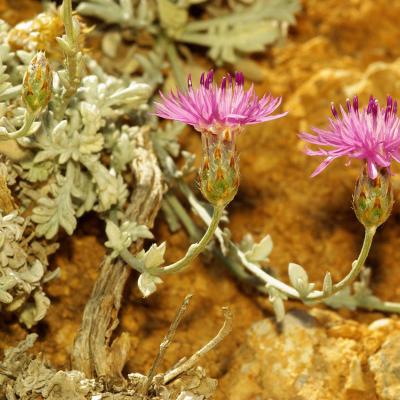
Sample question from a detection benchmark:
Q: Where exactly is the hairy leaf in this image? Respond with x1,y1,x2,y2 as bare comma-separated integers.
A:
32,171,77,239
180,0,300,65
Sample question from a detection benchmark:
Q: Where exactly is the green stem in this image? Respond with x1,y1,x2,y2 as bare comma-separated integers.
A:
236,248,300,297
177,178,377,303
358,299,400,313
170,187,258,284
156,205,225,275
165,193,202,240
55,0,81,120
119,248,142,273
237,226,377,303
0,112,36,141
307,227,376,301
161,198,181,232
63,0,74,45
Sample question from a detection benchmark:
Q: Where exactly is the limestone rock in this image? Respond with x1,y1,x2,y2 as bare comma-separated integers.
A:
221,309,400,400
369,333,400,400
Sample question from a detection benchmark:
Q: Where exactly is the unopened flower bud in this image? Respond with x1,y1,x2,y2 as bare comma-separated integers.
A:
199,129,240,207
22,52,53,114
353,166,393,228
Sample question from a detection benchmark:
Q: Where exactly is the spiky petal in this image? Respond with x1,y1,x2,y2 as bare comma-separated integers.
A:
154,70,286,134
299,96,400,179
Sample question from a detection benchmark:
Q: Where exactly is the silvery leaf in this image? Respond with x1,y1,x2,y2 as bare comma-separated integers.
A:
288,263,312,298
43,267,61,283
157,0,188,37
182,0,300,65
323,272,333,296
272,295,285,322
0,275,17,291
18,290,51,329
82,157,119,211
56,36,74,54
121,221,153,242
0,289,13,304
32,171,77,239
105,220,153,258
239,233,255,252
77,0,134,25
105,220,122,251
18,260,44,283
267,286,286,322
144,242,166,270
245,234,273,263
138,272,163,297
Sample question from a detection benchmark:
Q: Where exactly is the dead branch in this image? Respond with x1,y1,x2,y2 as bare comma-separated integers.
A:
71,131,163,380
163,307,233,384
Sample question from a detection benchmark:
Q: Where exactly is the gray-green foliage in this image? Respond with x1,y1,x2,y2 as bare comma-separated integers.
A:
323,268,387,312
75,0,300,79
0,207,58,328
25,73,150,239
0,331,218,399
0,16,153,326
105,219,153,259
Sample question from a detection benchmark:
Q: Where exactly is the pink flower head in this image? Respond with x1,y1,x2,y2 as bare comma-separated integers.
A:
300,96,400,179
154,70,286,134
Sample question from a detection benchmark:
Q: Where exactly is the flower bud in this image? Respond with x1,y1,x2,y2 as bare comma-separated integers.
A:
199,129,240,207
353,166,393,228
22,52,53,114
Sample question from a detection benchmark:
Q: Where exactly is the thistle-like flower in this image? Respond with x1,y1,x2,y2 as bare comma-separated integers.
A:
353,166,393,228
300,96,400,179
155,70,285,133
155,70,286,206
22,52,53,115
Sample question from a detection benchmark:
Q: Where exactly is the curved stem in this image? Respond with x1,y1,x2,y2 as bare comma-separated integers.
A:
237,226,376,303
156,205,225,275
307,226,376,301
0,112,36,141
235,247,300,297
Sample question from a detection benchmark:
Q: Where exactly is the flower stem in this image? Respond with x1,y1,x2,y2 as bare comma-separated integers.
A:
0,111,36,141
236,226,377,303
307,226,376,301
54,0,82,120
235,247,300,297
156,205,225,275
165,193,202,240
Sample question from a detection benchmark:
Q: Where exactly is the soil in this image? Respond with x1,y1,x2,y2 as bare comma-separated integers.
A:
2,0,400,399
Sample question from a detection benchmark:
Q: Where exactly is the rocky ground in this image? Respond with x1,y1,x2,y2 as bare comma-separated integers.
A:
2,0,400,399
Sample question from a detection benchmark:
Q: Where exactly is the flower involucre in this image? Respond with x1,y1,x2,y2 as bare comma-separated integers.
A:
154,70,286,134
300,96,400,179
155,70,286,206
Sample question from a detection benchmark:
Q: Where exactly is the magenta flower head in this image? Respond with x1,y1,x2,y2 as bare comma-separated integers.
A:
155,70,286,134
300,95,400,179
155,70,286,206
